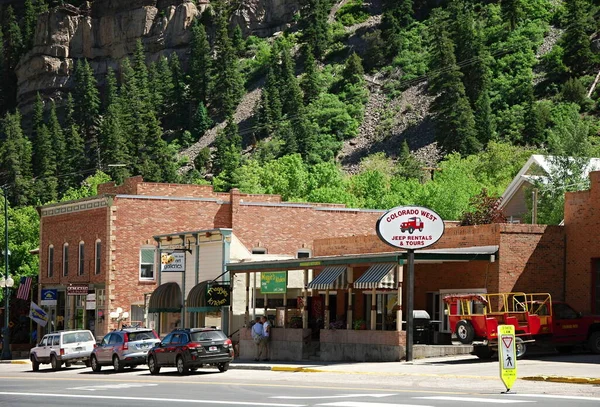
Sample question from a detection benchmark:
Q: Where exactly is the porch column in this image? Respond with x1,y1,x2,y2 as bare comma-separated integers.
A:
347,267,353,330
396,262,404,332
264,293,268,317
244,273,250,327
370,287,376,330
283,272,288,328
302,269,308,329
325,288,330,329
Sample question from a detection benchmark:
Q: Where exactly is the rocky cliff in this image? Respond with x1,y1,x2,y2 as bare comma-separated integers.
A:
16,0,302,111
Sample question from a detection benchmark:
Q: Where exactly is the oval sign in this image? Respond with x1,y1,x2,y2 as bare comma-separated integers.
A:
376,206,445,249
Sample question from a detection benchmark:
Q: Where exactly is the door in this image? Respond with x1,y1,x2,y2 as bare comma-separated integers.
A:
154,333,173,365
551,303,586,343
36,336,50,362
166,333,183,365
95,333,112,363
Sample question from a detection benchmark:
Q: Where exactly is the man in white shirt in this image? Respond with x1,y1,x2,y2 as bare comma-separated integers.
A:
260,315,271,361
251,317,263,361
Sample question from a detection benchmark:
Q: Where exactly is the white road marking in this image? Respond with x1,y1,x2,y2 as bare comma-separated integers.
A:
415,396,535,403
317,403,432,407
69,383,158,391
508,394,600,402
0,392,305,406
273,394,395,400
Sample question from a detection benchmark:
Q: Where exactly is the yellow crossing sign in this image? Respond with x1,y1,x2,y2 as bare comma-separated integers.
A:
498,325,517,392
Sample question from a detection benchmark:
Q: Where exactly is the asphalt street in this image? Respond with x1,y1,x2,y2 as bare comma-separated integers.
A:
0,353,599,407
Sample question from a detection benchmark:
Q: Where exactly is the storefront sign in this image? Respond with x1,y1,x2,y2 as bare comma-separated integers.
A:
160,251,186,272
376,205,445,249
41,289,57,306
67,284,89,296
86,293,96,310
261,272,287,294
206,285,230,307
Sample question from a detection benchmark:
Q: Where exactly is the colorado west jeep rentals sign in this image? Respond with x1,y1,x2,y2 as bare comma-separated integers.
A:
376,206,444,249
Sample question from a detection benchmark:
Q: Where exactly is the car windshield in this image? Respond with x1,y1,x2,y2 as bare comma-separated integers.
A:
190,331,226,342
128,331,157,341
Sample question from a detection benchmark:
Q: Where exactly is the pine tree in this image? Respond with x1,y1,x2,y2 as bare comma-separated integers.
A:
48,101,69,194
132,39,151,106
153,56,174,120
304,0,331,59
192,102,212,139
397,139,422,180
63,92,87,188
212,11,244,118
301,47,321,105
0,111,33,206
501,0,523,31
168,53,188,128
523,85,544,146
2,6,23,111
381,0,412,59
474,87,495,145
31,93,46,177
33,123,58,203
22,0,37,50
189,22,212,107
231,25,245,57
214,115,242,188
562,0,594,77
254,66,282,140
0,29,5,112
73,58,101,169
279,47,304,117
428,9,480,155
342,52,365,86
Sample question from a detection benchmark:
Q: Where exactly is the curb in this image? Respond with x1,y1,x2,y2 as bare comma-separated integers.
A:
0,360,29,364
522,375,600,385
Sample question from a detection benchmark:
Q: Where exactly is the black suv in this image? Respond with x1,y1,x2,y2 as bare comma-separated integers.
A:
90,327,160,372
147,328,234,375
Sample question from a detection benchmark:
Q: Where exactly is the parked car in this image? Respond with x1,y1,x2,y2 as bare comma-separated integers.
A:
29,330,96,371
90,327,160,372
147,328,234,375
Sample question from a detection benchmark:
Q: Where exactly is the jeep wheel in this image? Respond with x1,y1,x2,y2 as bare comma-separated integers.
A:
419,227,423,232
455,320,475,344
91,355,101,372
31,356,40,372
589,331,600,354
50,355,60,371
515,337,527,359
148,356,160,375
408,227,414,234
217,362,229,372
113,355,124,372
176,356,188,375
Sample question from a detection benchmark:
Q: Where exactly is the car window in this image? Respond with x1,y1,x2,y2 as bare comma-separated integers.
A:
52,335,60,346
109,334,122,345
40,336,48,346
101,334,111,346
171,334,182,345
161,333,173,346
191,331,226,342
128,331,155,341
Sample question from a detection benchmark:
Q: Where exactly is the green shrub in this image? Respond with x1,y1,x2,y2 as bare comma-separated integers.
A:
337,0,370,27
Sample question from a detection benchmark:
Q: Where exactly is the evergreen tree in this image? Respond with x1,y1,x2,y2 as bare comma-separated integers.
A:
31,93,48,178
428,9,480,155
189,22,212,107
522,85,544,146
254,67,282,140
192,102,212,140
304,0,331,59
474,86,495,145
562,0,594,77
2,6,23,111
0,29,5,112
0,111,33,206
132,40,151,106
231,25,245,57
342,52,365,86
381,0,413,59
63,92,87,187
501,0,523,31
167,53,187,128
301,47,321,104
396,140,422,180
32,124,58,203
279,47,304,117
48,101,68,194
73,58,101,169
22,0,37,50
214,115,242,188
152,56,174,120
212,11,244,118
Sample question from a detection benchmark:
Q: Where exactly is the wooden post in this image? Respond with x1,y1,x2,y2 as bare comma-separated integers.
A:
245,273,250,327
324,289,330,329
396,262,403,332
371,287,376,330
347,267,353,330
302,269,308,329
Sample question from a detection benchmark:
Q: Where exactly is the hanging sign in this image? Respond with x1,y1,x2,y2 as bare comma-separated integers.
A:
498,324,518,392
206,284,230,307
41,289,58,306
261,272,287,294
376,205,444,249
67,284,89,296
160,251,186,272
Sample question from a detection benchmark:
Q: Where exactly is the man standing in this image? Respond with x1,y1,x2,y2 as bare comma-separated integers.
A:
251,317,263,361
260,315,271,361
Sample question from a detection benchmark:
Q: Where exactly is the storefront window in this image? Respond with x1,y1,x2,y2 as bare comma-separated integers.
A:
140,247,155,280
78,241,85,276
63,244,69,276
95,240,101,275
48,245,54,277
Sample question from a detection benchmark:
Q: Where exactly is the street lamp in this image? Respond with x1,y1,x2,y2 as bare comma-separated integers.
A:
109,307,129,329
2,185,12,360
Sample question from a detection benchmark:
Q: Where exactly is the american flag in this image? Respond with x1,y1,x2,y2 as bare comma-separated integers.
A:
16,277,32,300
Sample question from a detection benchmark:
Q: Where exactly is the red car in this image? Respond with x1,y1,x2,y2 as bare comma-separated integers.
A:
147,327,234,375
400,217,424,234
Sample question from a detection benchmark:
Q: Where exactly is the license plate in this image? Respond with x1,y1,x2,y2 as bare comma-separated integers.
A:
209,346,217,352
75,347,83,351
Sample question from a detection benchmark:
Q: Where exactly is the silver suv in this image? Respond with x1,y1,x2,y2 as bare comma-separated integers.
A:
90,327,160,372
30,330,96,371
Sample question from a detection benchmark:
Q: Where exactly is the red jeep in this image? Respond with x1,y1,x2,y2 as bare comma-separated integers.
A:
400,217,424,234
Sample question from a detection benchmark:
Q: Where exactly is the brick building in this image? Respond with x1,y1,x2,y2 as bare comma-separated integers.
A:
37,176,384,338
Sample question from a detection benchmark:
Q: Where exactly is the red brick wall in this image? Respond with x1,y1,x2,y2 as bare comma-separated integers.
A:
564,170,600,313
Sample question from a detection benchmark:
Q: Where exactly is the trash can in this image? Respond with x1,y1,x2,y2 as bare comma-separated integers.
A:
413,310,433,344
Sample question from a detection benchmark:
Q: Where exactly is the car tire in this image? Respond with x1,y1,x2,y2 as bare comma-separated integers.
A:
148,356,160,375
419,227,423,232
113,355,124,372
472,346,494,360
218,362,229,373
65,362,72,368
588,331,600,354
50,355,60,371
408,227,414,234
176,356,189,375
455,320,475,344
91,355,102,372
31,355,40,372
85,359,91,368
190,367,198,372
515,337,527,359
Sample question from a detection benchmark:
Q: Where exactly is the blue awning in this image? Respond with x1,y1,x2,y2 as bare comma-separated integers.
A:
354,263,397,289
307,266,347,290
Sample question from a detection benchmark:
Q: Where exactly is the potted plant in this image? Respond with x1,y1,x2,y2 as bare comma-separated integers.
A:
353,319,367,330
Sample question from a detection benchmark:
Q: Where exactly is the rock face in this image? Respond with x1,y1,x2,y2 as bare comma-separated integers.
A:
15,0,300,110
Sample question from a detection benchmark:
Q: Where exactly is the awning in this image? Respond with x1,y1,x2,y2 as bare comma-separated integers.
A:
307,266,347,290
354,263,397,289
148,282,182,313
187,281,221,313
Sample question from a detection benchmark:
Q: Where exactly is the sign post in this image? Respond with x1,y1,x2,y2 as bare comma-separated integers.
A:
376,206,444,362
498,324,518,392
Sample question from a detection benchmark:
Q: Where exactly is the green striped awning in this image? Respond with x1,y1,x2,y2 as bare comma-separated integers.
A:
354,263,397,289
307,266,347,290
187,281,221,313
148,282,182,313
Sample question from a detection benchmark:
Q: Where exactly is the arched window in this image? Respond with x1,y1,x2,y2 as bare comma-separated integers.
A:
95,240,101,275
78,241,85,276
63,243,69,277
48,245,54,278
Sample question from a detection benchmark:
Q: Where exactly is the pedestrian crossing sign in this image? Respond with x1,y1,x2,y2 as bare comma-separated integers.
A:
498,324,517,391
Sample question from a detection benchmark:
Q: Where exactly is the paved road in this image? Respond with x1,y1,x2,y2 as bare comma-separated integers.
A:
1,353,600,407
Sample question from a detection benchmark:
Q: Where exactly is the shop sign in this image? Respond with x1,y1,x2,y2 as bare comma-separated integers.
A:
261,272,287,294
41,289,57,306
67,284,89,296
86,293,96,310
160,251,186,272
376,205,444,249
206,285,230,307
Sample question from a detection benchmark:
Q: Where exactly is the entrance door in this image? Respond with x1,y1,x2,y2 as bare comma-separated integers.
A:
594,259,600,314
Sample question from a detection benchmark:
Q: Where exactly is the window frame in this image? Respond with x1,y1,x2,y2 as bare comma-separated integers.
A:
63,243,69,277
252,248,267,255
78,241,85,276
139,246,156,281
95,240,101,275
48,245,54,278
297,250,311,258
